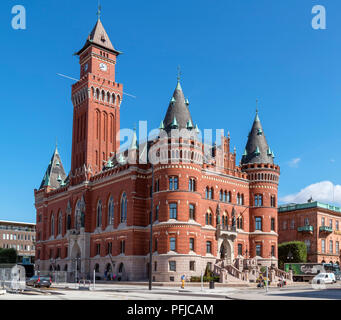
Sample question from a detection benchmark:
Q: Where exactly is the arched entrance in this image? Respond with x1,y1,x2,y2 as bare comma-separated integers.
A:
219,239,233,264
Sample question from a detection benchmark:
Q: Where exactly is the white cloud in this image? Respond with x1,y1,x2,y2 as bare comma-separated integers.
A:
280,181,341,206
288,158,301,168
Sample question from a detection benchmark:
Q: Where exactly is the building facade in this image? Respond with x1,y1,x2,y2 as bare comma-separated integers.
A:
0,220,36,263
278,201,341,264
34,17,280,282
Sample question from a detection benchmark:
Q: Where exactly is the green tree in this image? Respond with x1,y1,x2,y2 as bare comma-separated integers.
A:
278,241,307,269
0,248,17,264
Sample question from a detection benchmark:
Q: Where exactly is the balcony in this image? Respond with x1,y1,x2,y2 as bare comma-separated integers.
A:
319,226,333,233
217,224,237,239
297,225,314,233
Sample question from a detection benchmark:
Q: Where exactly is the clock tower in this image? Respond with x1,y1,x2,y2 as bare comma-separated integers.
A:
70,17,123,176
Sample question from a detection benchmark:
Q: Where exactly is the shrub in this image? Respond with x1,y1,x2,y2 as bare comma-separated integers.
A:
278,241,307,269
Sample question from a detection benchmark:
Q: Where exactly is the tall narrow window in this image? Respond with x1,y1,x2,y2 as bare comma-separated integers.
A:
255,217,262,231
170,237,176,251
155,205,159,221
189,204,195,220
58,211,62,235
206,241,212,254
189,178,196,192
96,200,102,228
321,239,325,253
271,218,275,231
189,238,195,251
169,203,177,219
120,193,127,223
108,196,114,225
169,176,178,190
256,244,262,257
51,213,55,237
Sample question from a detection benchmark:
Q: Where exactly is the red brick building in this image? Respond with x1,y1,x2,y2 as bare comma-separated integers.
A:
278,201,341,264
34,17,280,282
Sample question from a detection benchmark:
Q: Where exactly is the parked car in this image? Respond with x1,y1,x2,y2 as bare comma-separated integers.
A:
26,275,52,288
311,273,336,285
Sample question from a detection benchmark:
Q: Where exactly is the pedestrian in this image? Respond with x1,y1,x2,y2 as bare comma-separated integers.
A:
181,274,185,289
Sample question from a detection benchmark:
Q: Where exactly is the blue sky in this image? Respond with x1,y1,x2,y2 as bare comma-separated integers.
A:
0,0,340,222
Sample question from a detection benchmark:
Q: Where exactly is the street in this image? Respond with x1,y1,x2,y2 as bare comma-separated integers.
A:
1,282,341,300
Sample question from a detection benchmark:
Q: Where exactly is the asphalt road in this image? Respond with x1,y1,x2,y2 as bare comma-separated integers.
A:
2,282,341,300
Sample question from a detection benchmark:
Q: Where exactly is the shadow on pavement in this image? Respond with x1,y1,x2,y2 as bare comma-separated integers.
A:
269,288,341,300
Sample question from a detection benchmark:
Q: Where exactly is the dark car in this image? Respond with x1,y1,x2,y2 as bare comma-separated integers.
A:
26,275,52,288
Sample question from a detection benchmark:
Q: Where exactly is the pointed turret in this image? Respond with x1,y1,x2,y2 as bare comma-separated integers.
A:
39,146,67,189
76,18,121,56
162,78,195,134
241,111,274,165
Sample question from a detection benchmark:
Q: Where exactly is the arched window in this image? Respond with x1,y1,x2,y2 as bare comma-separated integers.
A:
58,211,62,235
205,187,209,199
111,93,116,104
66,201,72,230
108,196,114,225
219,190,223,201
51,213,55,237
120,193,127,223
96,88,100,99
210,188,214,199
228,191,231,203
96,200,102,228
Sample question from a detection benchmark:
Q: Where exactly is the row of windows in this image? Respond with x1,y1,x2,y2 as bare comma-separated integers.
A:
48,193,128,237
283,217,340,231
255,217,276,231
0,225,35,232
249,172,279,182
2,244,33,251
2,233,34,241
169,238,212,254
321,239,340,254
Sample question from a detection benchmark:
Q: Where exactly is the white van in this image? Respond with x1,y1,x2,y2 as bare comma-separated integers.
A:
311,272,336,284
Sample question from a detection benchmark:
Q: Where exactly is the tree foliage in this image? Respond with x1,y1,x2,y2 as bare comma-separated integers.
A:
278,241,307,269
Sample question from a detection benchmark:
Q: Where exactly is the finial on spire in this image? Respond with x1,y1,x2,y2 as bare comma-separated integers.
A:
97,1,101,20
55,137,58,152
177,65,181,83
256,98,259,114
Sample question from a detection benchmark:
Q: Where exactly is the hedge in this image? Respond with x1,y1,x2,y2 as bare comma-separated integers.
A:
190,276,220,282
278,241,307,269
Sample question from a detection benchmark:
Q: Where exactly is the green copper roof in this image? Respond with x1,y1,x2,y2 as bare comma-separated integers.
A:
176,80,182,91
171,116,178,128
185,98,189,106
186,119,193,129
159,120,165,130
243,149,247,156
195,124,200,134
171,97,176,103
267,147,272,156
279,201,341,214
255,146,260,155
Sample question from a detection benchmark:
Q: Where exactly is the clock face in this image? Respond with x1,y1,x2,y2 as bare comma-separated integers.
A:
84,63,88,72
99,63,107,72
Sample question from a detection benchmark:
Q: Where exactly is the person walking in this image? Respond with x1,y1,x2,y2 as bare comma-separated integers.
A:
181,275,185,289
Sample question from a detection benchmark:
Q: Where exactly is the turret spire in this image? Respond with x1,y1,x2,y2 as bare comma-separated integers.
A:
241,110,274,165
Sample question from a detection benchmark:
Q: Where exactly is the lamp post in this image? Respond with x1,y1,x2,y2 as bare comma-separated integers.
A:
148,164,154,290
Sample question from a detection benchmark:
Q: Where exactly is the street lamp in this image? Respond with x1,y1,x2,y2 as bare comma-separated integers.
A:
148,164,154,291
287,250,294,262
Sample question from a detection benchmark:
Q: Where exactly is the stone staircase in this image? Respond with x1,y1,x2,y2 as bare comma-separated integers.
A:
214,259,292,285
